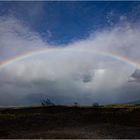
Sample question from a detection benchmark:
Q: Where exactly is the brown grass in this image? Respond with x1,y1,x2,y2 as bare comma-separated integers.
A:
0,105,140,138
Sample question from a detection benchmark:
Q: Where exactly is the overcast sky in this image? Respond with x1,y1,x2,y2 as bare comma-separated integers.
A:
0,1,140,106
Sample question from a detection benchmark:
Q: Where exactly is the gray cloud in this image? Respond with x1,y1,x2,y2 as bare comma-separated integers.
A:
0,16,140,106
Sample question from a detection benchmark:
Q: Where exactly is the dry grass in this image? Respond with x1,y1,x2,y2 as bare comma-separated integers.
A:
0,105,140,139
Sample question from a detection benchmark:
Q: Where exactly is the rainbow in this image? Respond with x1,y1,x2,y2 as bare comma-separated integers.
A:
0,47,139,69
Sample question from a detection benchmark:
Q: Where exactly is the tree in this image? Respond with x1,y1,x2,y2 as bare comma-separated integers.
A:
92,102,99,107
74,102,79,107
41,98,55,106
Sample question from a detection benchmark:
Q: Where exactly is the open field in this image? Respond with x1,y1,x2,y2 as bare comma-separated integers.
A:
0,104,140,139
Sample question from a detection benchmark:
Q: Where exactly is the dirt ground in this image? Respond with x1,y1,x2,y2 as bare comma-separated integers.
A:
0,105,140,139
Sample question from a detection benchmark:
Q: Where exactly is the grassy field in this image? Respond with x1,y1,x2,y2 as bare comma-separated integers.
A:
0,104,140,139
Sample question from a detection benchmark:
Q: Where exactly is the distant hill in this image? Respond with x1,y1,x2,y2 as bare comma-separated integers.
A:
126,100,140,104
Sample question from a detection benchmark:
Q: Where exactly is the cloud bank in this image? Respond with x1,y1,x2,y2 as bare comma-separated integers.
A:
0,16,140,106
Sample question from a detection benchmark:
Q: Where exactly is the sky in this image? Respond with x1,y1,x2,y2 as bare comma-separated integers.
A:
0,1,140,106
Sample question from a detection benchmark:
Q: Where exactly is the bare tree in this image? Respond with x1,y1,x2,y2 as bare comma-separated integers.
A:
92,102,99,107
41,98,55,106
74,102,79,107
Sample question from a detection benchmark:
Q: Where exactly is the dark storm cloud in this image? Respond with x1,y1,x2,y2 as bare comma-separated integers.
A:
129,69,140,83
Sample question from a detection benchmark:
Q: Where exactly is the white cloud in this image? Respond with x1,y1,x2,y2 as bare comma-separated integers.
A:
0,16,140,106
0,16,47,60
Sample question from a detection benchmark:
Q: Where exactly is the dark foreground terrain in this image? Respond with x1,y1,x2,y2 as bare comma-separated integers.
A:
0,104,140,139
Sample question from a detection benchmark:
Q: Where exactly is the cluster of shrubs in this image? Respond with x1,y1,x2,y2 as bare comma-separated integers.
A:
41,98,99,107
